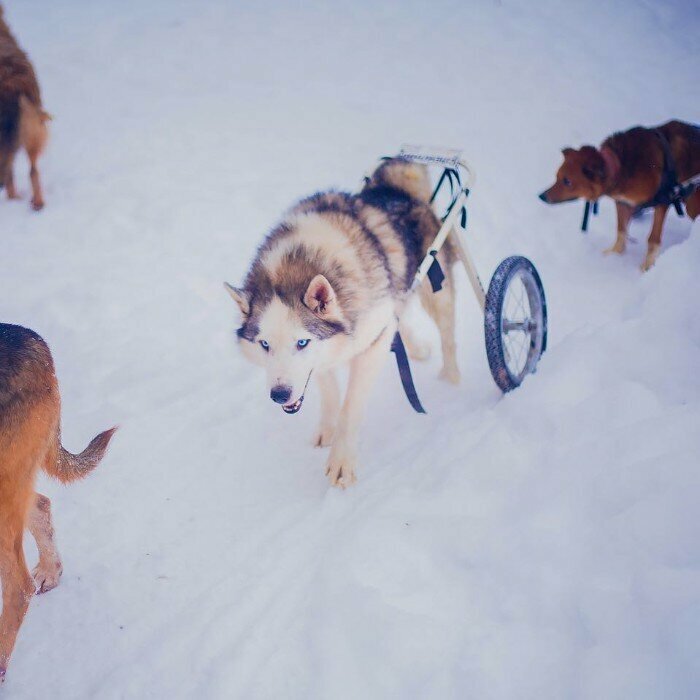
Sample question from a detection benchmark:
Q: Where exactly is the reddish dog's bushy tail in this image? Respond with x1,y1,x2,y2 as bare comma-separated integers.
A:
44,427,117,484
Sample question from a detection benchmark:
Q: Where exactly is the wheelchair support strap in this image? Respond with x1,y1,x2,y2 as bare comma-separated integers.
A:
391,332,426,414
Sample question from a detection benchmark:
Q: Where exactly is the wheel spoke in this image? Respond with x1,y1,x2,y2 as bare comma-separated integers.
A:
500,275,536,378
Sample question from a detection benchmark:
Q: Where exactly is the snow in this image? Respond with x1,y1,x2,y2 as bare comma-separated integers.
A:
1,0,699,697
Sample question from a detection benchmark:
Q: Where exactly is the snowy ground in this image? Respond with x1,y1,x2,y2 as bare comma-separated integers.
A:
1,0,699,697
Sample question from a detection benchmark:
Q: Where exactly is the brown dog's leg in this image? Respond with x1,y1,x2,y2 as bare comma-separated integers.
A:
19,96,48,211
3,151,21,200
604,202,634,255
686,190,700,220
27,151,45,211
641,204,669,271
28,493,63,594
0,513,35,681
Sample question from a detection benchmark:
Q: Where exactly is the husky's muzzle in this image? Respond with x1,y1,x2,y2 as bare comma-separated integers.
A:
280,370,313,415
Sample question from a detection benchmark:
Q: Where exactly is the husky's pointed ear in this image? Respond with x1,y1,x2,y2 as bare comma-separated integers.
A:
303,275,344,323
561,147,575,157
224,282,250,317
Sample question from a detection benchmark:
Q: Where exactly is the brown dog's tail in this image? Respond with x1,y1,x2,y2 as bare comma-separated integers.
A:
44,427,117,484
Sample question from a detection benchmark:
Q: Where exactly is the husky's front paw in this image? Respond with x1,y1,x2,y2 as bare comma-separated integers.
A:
439,364,461,385
312,423,335,448
32,560,62,594
325,445,357,488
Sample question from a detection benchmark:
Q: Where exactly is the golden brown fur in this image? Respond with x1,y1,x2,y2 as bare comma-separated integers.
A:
0,4,49,210
540,120,700,270
0,323,115,683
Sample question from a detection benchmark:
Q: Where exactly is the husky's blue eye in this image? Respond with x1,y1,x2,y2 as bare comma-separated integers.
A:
259,340,270,351
297,339,310,350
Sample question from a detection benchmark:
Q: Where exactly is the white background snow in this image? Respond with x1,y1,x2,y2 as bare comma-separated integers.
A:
1,0,700,697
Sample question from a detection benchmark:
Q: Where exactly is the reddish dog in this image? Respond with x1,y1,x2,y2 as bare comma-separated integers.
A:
0,324,115,683
0,4,50,210
540,120,700,270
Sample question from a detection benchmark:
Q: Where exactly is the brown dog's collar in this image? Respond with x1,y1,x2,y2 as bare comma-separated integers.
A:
600,145,621,192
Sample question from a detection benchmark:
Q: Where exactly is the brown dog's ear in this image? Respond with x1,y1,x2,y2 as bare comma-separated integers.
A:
580,146,606,182
303,274,344,323
224,282,251,317
562,147,575,157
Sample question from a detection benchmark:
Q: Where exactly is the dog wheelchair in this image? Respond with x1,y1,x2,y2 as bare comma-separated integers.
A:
389,145,548,394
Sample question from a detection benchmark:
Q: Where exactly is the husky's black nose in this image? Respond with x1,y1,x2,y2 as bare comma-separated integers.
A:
538,191,549,203
270,385,292,404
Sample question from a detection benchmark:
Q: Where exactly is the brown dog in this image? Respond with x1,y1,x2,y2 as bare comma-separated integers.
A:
0,324,115,683
0,4,50,210
540,120,700,270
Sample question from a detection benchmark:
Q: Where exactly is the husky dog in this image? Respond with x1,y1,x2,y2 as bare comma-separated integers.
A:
225,159,460,487
0,323,115,682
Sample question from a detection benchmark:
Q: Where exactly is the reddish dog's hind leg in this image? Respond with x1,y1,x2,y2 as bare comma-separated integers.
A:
28,153,44,211
3,151,21,200
686,190,700,220
28,493,63,594
19,96,48,211
641,204,669,271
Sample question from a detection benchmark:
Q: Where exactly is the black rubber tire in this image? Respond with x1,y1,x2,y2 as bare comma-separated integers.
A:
484,256,547,393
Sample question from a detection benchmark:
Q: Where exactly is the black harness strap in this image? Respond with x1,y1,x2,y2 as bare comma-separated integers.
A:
426,251,445,292
581,199,599,232
641,130,685,216
391,332,426,414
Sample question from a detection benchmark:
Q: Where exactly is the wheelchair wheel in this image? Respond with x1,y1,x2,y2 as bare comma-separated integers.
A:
484,256,547,392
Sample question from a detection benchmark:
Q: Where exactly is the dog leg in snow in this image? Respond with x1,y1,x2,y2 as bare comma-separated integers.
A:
641,204,668,271
3,152,20,200
686,190,700,219
325,327,394,488
604,202,633,255
19,96,49,211
0,510,35,679
312,371,340,448
418,273,460,384
27,493,63,594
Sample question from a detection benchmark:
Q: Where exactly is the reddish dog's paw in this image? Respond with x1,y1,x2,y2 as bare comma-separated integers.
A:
30,198,44,211
32,561,63,594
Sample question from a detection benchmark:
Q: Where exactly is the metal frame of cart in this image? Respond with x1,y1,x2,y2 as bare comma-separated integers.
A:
393,145,548,393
